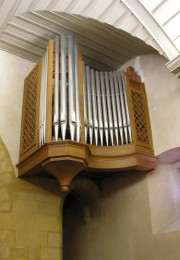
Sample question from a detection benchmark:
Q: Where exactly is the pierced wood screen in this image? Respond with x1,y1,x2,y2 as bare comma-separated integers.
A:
19,60,42,160
125,67,153,149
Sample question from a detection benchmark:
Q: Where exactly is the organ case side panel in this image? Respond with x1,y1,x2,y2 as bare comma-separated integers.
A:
19,59,42,161
125,67,153,150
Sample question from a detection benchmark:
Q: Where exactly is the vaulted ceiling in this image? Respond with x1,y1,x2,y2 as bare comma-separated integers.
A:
0,0,179,74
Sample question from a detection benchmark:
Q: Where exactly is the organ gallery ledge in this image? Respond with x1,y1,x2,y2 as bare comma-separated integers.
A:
17,35,156,192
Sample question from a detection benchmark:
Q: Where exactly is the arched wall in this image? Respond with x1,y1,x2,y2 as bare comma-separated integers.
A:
62,178,101,260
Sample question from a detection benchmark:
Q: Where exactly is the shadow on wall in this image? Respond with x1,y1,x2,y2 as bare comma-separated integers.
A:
101,170,147,199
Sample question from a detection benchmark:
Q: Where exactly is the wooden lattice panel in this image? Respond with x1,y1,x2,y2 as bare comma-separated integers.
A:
20,60,41,159
131,90,149,145
125,67,153,149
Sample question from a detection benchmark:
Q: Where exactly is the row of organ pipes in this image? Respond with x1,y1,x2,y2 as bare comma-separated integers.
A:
39,34,132,147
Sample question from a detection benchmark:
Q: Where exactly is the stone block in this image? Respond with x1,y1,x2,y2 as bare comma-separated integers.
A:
36,216,61,232
11,247,28,259
0,174,13,187
48,232,61,247
9,212,36,230
37,201,59,216
40,247,61,259
0,246,11,258
15,229,38,247
0,188,9,201
38,232,48,247
0,230,15,246
0,213,10,229
28,246,40,259
0,160,13,173
12,199,38,213
0,201,12,212
18,190,36,201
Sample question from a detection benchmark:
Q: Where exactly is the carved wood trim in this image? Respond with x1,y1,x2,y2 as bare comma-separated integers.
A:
19,59,42,160
17,141,156,181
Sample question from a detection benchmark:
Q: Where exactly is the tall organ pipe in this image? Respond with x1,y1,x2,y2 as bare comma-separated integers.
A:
113,71,124,144
100,72,109,146
74,39,81,142
86,66,93,144
83,62,88,143
68,35,76,141
53,36,60,141
91,69,98,145
95,71,103,146
105,72,114,145
117,70,128,144
120,71,132,143
60,34,67,140
109,72,119,145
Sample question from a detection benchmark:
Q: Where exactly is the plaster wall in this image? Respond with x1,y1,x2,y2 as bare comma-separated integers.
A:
0,50,35,174
63,170,180,260
120,54,180,156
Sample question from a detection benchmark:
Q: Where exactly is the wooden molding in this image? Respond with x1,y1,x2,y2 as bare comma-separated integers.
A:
17,140,156,191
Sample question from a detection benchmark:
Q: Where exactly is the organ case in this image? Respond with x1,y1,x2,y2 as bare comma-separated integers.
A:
17,35,156,192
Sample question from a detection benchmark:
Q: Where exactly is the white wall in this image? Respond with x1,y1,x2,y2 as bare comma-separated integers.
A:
121,54,180,156
0,50,35,174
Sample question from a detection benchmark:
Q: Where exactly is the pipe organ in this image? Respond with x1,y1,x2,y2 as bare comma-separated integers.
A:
17,34,156,192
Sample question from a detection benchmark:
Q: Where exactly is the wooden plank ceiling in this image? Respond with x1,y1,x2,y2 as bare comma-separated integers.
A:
0,0,179,72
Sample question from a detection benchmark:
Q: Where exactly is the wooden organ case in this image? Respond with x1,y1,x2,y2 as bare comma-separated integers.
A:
17,35,156,192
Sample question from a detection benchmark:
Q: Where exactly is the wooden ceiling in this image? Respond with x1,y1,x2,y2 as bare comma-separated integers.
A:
0,0,179,73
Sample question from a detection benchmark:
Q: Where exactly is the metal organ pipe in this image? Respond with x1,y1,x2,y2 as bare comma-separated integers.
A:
117,70,128,144
68,35,76,141
83,62,88,143
74,39,81,142
109,72,119,145
95,71,103,146
113,71,124,144
60,34,67,140
86,66,93,144
120,71,132,143
100,72,109,146
39,34,132,147
105,72,114,146
91,69,98,145
53,36,60,141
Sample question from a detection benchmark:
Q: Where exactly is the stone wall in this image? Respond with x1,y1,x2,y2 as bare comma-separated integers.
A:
0,137,63,260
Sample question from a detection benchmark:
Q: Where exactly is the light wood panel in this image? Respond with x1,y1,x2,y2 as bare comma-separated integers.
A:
19,58,42,161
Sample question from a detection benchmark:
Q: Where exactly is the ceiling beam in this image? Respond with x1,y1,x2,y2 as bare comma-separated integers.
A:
122,0,179,60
